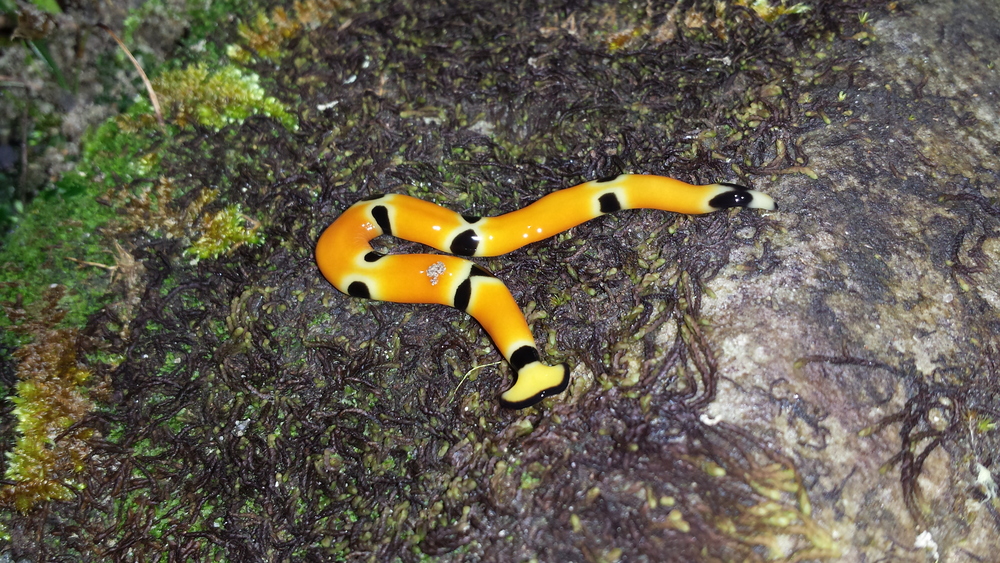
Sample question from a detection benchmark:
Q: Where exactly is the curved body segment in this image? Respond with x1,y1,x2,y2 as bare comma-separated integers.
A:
315,174,775,409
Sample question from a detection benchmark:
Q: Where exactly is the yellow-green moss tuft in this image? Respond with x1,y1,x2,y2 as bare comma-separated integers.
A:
185,204,264,261
228,0,355,63
736,0,811,23
120,63,297,131
157,63,297,130
1,287,97,514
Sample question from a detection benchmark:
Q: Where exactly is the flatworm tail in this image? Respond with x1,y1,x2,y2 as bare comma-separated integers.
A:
315,174,775,409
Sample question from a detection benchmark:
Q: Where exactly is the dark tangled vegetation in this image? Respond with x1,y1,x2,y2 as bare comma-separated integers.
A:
0,0,927,561
798,353,1000,527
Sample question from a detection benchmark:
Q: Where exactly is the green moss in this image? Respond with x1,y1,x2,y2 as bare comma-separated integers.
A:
0,184,118,333
121,0,268,65
111,486,227,560
83,118,162,189
134,63,297,131
737,0,812,23
0,289,97,515
0,107,164,334
228,0,356,63
976,416,998,433
185,204,264,260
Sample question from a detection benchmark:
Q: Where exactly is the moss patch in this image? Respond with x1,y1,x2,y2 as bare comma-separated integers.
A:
122,63,297,131
0,287,98,516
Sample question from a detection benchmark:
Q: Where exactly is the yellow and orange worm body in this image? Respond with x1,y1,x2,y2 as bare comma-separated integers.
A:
316,174,776,409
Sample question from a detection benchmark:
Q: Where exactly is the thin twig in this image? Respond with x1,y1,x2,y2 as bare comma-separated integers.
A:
96,23,164,128
447,361,502,405
65,257,115,270
66,256,118,286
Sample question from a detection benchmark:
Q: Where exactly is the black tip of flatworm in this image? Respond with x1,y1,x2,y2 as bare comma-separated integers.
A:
499,363,571,410
461,214,482,224
596,174,621,183
709,189,753,209
450,229,480,256
363,251,384,262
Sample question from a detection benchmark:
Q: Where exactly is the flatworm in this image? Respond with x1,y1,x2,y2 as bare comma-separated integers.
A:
315,174,776,409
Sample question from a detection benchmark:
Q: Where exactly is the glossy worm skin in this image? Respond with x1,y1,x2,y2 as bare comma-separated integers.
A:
315,174,776,409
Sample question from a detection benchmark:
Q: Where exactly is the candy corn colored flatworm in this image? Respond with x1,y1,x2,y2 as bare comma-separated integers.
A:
315,174,776,409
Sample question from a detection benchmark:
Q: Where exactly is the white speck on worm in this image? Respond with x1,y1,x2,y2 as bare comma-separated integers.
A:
426,261,446,285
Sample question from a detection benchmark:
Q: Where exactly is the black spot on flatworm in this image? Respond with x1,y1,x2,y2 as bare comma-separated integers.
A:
709,190,752,209
450,229,480,256
371,205,391,235
453,278,472,311
363,251,384,262
347,281,370,298
360,193,386,201
462,214,482,223
598,193,621,213
469,264,493,277
510,346,540,371
596,174,621,183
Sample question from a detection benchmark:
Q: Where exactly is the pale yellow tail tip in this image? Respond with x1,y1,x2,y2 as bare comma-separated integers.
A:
500,362,570,409
746,190,776,211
